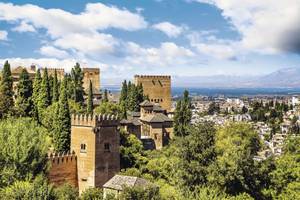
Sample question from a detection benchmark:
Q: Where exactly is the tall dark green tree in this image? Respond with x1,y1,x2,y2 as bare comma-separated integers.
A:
0,60,14,118
71,63,84,104
54,77,71,152
15,69,33,117
32,69,42,122
52,69,59,102
39,68,51,109
87,80,94,114
102,89,109,103
174,90,192,137
127,84,139,112
178,122,216,191
119,80,128,105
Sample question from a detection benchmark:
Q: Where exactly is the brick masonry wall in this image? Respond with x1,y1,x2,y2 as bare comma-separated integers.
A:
47,152,78,188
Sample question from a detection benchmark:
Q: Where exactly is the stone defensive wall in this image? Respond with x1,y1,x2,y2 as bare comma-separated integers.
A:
47,151,78,188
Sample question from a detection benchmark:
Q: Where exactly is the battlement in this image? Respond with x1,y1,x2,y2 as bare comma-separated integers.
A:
42,67,65,72
48,151,77,165
83,68,100,71
71,114,119,127
134,75,171,79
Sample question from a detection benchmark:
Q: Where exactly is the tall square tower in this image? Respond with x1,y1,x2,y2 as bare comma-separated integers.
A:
71,114,120,193
134,75,171,111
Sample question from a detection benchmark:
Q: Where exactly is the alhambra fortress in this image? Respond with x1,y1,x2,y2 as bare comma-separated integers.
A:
11,65,173,193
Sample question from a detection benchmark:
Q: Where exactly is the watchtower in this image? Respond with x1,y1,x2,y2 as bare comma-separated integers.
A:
82,68,100,95
71,114,120,193
134,75,171,111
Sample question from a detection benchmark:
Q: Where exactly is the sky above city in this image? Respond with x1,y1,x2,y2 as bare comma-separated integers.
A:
0,0,300,86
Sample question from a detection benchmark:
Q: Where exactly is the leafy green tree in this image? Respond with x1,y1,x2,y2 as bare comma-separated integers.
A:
87,80,94,114
121,185,160,200
81,187,103,200
15,68,33,117
208,123,261,197
32,69,42,122
52,69,59,102
94,102,121,116
71,63,84,104
0,118,49,187
178,122,216,191
174,90,192,137
0,60,14,118
266,137,300,198
120,129,145,169
53,77,71,152
207,102,220,115
54,183,78,200
40,68,51,108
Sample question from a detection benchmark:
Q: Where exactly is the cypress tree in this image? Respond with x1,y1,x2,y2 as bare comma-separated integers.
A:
174,90,192,137
119,80,128,105
0,60,14,118
39,68,51,109
32,69,42,122
103,89,108,103
71,63,84,104
54,77,71,152
15,68,33,117
87,80,94,114
52,69,59,102
49,75,54,102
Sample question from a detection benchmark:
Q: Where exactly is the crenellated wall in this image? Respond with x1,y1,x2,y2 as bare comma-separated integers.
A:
47,151,78,188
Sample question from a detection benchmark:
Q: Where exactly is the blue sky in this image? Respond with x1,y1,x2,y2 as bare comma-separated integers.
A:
0,0,300,86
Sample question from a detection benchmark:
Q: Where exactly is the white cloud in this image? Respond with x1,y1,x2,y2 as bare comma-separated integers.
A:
0,2,147,57
54,33,118,55
188,32,239,59
126,42,195,67
152,22,184,38
0,58,100,73
0,30,7,40
39,46,69,59
194,0,300,54
12,21,35,32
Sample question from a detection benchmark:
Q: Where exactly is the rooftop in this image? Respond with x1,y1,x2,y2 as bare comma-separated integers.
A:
103,175,150,191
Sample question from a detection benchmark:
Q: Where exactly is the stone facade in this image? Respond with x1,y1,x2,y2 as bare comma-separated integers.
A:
48,114,120,194
47,152,78,188
70,114,120,193
82,68,100,95
134,75,171,111
43,68,65,80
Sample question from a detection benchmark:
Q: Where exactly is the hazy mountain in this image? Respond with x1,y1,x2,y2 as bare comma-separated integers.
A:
172,67,300,88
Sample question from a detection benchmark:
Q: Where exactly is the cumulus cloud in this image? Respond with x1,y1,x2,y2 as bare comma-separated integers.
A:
0,57,101,73
194,0,300,54
12,21,35,32
0,30,7,40
126,42,195,67
0,2,147,57
39,46,70,59
188,31,239,59
152,22,184,38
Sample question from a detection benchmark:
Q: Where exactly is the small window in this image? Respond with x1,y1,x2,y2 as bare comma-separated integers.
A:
161,99,163,102
80,143,87,153
104,143,111,152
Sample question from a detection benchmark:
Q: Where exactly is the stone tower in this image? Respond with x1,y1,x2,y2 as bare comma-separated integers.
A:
71,114,120,193
134,75,171,111
82,68,100,94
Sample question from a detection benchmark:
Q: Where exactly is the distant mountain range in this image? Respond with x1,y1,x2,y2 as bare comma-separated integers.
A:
172,68,300,88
